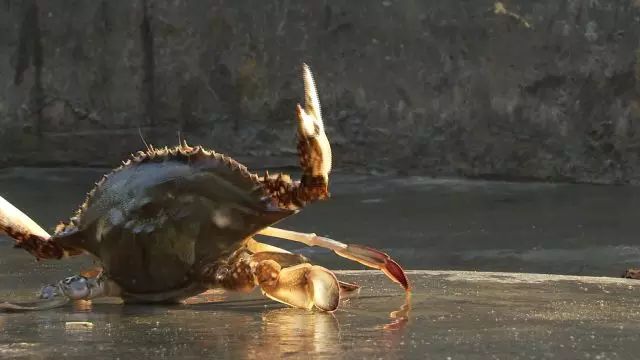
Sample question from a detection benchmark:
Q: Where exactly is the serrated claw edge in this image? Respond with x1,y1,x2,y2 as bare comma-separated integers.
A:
301,63,322,127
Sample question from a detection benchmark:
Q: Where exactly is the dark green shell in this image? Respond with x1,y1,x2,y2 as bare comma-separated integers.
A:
54,145,295,294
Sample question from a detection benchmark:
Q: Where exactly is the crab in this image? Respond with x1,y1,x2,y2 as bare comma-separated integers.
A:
0,64,409,312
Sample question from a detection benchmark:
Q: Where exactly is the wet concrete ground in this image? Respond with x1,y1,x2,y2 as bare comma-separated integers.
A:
1,270,639,359
2,168,640,358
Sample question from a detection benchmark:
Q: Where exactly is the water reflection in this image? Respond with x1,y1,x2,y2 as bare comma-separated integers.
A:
383,291,411,331
10,294,410,357
71,300,93,312
243,309,340,359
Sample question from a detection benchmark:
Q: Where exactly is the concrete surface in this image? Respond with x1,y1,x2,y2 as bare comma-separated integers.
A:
1,269,639,359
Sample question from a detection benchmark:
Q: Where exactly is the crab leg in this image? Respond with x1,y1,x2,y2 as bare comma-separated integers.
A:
246,238,293,254
1,271,121,312
0,196,50,238
0,195,71,259
257,227,410,291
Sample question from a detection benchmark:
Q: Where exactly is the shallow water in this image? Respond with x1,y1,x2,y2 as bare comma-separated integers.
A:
1,270,639,359
2,167,639,277
2,168,640,359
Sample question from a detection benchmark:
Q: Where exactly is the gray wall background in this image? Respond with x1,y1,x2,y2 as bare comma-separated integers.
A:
0,0,639,184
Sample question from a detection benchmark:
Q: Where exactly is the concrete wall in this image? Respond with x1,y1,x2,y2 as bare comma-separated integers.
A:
1,0,639,183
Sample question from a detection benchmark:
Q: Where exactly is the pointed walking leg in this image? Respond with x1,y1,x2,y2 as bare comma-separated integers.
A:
338,280,360,297
257,227,410,290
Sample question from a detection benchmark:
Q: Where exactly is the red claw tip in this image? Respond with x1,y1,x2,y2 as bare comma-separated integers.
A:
385,258,410,291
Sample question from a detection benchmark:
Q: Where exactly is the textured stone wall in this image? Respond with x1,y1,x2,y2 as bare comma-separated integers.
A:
0,1,639,183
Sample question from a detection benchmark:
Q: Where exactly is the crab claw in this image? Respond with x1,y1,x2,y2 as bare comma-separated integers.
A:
335,244,410,291
298,64,324,139
296,64,332,186
254,261,341,312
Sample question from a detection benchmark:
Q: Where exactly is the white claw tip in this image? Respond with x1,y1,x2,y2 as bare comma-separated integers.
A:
301,63,322,130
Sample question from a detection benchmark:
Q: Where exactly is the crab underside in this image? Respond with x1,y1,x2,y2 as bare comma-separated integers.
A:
0,64,409,313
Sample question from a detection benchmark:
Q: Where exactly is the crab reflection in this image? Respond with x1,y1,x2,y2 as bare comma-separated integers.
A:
0,291,411,359
244,308,340,359
248,295,410,358
383,291,412,331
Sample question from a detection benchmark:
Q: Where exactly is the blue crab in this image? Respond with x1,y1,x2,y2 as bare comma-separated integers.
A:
0,64,409,312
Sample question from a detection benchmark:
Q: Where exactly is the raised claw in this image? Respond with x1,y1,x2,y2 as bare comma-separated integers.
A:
335,244,410,291
296,64,332,190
